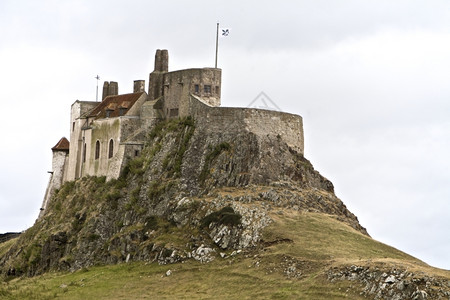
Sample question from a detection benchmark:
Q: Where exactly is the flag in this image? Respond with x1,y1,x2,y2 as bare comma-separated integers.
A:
219,28,231,37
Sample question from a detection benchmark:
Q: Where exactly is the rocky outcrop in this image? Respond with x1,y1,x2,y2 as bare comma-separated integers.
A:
327,265,450,299
0,117,366,277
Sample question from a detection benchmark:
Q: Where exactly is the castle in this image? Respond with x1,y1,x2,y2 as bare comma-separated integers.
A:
40,49,304,217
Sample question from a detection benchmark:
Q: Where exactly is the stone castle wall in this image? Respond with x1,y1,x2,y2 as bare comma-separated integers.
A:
188,95,304,155
162,68,221,118
66,101,99,181
81,116,142,180
63,93,303,184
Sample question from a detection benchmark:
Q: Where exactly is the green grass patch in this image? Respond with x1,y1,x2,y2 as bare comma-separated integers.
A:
0,258,367,299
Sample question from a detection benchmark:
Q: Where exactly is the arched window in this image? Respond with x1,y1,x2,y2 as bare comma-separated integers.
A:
108,139,114,159
95,140,100,160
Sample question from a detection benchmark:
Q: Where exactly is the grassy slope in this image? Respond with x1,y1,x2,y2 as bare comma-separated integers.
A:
0,239,16,261
2,211,448,299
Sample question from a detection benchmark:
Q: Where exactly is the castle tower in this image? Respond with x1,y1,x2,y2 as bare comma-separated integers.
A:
39,137,70,219
148,49,169,101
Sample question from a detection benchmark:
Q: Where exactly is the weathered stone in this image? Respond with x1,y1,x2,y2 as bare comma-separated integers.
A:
327,266,450,300
191,245,215,263
385,275,396,283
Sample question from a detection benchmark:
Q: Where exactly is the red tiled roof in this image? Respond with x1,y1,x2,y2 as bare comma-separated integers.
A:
52,137,70,151
88,92,145,119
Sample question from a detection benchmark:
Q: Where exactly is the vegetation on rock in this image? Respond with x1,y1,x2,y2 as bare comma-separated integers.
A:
2,116,448,298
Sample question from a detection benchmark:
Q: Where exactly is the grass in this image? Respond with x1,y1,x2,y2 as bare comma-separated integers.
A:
2,211,448,299
264,211,419,262
0,238,17,258
0,258,363,299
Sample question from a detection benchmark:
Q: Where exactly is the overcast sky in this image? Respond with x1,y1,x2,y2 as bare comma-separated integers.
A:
0,0,449,270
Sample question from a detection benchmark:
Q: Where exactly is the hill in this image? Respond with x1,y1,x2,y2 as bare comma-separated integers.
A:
1,117,449,299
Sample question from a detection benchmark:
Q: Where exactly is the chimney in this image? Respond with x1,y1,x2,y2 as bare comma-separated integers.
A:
108,81,118,96
102,81,109,100
133,80,145,93
102,81,119,100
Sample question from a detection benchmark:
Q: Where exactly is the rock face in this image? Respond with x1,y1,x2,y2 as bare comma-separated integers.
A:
327,265,450,299
0,117,365,277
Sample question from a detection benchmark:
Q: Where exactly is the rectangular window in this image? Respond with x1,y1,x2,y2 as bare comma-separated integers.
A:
204,85,211,94
194,84,199,93
72,122,75,132
134,150,140,157
215,86,220,95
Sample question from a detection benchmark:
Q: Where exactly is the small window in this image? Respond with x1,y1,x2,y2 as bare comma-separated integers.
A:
95,140,100,160
194,84,199,93
119,107,127,116
215,86,220,95
72,122,75,132
134,150,140,157
204,85,211,94
82,143,86,163
108,139,114,159
106,109,113,118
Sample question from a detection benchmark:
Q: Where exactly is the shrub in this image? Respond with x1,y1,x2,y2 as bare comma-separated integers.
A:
106,190,121,201
128,156,146,175
148,120,167,139
87,234,100,242
145,216,158,231
200,206,242,228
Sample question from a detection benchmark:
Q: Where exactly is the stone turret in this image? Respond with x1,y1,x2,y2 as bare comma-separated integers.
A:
148,49,169,101
39,137,70,219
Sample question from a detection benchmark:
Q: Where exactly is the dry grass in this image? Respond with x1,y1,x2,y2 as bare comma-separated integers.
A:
1,211,448,299
0,238,17,258
266,210,422,263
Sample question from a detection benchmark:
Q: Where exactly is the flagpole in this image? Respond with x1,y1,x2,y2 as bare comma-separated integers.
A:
95,75,100,102
215,22,219,68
